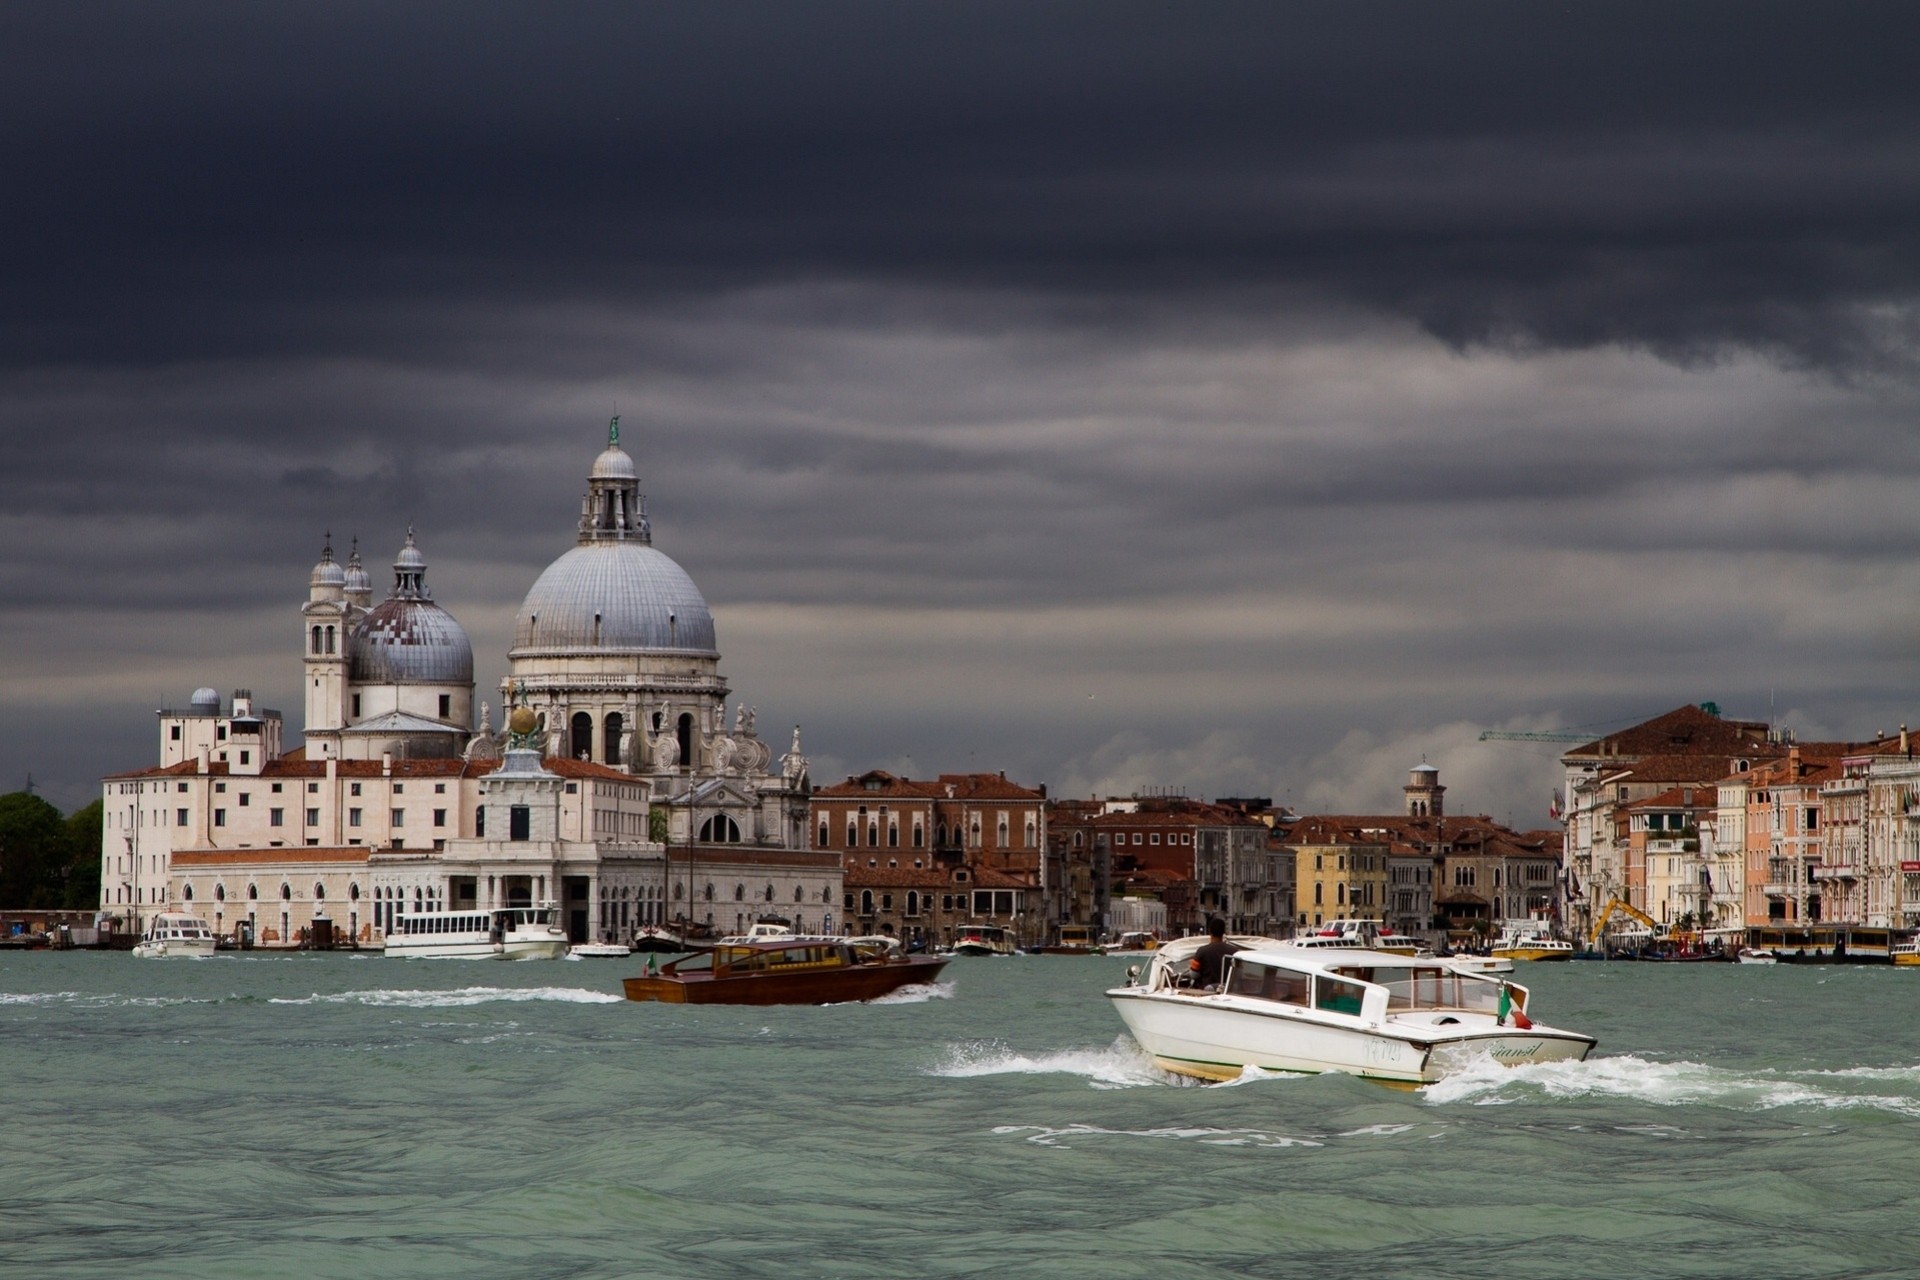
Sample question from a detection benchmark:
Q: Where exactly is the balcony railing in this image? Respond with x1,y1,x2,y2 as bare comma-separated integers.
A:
1809,865,1857,882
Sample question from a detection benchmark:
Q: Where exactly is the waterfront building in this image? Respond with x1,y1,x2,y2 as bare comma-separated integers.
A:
1559,704,1776,939
1623,786,1725,930
1084,797,1287,938
811,770,1047,946
99,427,836,945
1280,765,1561,947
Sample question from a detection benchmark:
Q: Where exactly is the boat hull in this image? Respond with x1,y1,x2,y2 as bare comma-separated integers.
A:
624,955,950,1005
1107,990,1593,1086
131,938,218,959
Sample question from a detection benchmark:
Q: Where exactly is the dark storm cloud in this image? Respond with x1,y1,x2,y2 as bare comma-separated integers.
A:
4,2,1917,372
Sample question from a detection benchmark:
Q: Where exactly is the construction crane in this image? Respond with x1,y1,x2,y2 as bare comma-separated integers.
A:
1477,729,1590,743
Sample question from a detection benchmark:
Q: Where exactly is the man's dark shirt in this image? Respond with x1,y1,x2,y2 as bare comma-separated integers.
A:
1193,938,1241,987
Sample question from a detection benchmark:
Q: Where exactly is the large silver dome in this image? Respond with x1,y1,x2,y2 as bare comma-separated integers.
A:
350,598,475,684
512,542,717,655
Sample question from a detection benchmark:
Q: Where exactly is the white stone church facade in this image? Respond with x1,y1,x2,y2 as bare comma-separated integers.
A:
100,426,837,947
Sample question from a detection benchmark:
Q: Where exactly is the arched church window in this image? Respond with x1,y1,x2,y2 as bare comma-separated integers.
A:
888,823,899,848
735,883,745,901
704,883,714,902
604,712,623,767
280,883,292,900
817,821,829,848
215,884,226,902
325,626,335,655
314,883,326,900
764,884,774,902
677,714,693,771
184,884,194,901
794,885,804,903
867,823,879,848
571,712,593,761
311,625,322,654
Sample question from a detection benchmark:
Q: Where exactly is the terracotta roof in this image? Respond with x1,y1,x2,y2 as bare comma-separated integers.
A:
814,770,1044,802
1562,704,1773,759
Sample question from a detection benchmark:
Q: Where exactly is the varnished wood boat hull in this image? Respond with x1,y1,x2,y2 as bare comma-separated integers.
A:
623,955,950,1004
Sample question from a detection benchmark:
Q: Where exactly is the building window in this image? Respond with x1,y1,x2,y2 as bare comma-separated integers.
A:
510,805,531,841
305,808,319,826
238,793,250,807
1150,833,1160,845
350,783,362,796
433,809,446,827
391,809,404,827
604,712,623,766
269,808,284,827
214,809,226,827
476,806,485,838
439,694,452,719
170,724,181,741
176,809,188,826
352,694,361,718
818,821,830,848
349,808,362,827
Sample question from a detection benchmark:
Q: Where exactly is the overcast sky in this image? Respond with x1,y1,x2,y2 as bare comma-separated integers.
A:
5,2,1919,822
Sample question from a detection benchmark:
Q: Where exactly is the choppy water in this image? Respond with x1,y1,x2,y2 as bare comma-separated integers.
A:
6,952,1920,1279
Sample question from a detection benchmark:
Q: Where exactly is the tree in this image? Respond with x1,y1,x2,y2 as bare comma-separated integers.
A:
59,800,103,909
0,791,66,906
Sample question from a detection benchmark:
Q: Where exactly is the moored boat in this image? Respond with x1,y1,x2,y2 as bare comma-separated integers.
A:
1737,947,1780,965
622,938,950,1004
131,912,219,958
1107,936,1595,1086
1889,938,1919,967
569,942,632,959
631,926,687,953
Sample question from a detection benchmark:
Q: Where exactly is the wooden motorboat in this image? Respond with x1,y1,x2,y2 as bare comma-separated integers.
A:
622,938,950,1005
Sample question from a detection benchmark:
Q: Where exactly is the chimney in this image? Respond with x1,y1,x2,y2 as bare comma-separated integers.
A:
1902,725,1910,754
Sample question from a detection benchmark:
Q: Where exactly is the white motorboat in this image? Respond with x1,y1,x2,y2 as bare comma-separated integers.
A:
951,925,1016,956
568,942,632,959
1737,947,1780,966
1107,936,1595,1086
383,903,569,960
1442,953,1515,975
131,912,219,958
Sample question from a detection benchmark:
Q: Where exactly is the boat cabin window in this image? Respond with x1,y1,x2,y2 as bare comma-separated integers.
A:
1224,961,1310,1006
1333,965,1504,1014
1313,975,1367,1017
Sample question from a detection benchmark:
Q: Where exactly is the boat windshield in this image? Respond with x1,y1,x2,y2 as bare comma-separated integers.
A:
1330,964,1506,1014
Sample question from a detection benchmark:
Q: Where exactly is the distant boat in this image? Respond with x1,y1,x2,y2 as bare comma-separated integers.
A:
951,925,1016,957
131,912,218,959
622,938,949,1005
631,926,687,954
1737,948,1779,965
569,942,631,959
383,903,569,960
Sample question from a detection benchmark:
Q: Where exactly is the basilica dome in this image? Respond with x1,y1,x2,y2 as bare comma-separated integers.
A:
511,542,717,655
347,531,475,684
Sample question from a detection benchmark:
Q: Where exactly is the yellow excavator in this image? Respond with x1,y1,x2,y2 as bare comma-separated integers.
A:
1589,897,1663,946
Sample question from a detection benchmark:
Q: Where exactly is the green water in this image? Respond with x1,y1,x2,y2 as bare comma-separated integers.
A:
5,953,1919,1279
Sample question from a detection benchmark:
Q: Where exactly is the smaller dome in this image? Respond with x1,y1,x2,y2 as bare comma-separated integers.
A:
344,558,373,595
191,686,220,710
310,543,346,589
394,529,427,573
591,444,637,482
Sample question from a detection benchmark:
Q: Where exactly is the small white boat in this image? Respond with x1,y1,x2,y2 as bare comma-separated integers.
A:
1107,936,1595,1086
131,912,219,958
843,934,904,957
1443,953,1515,975
1737,947,1780,966
569,942,632,959
383,903,569,960
951,925,1017,956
